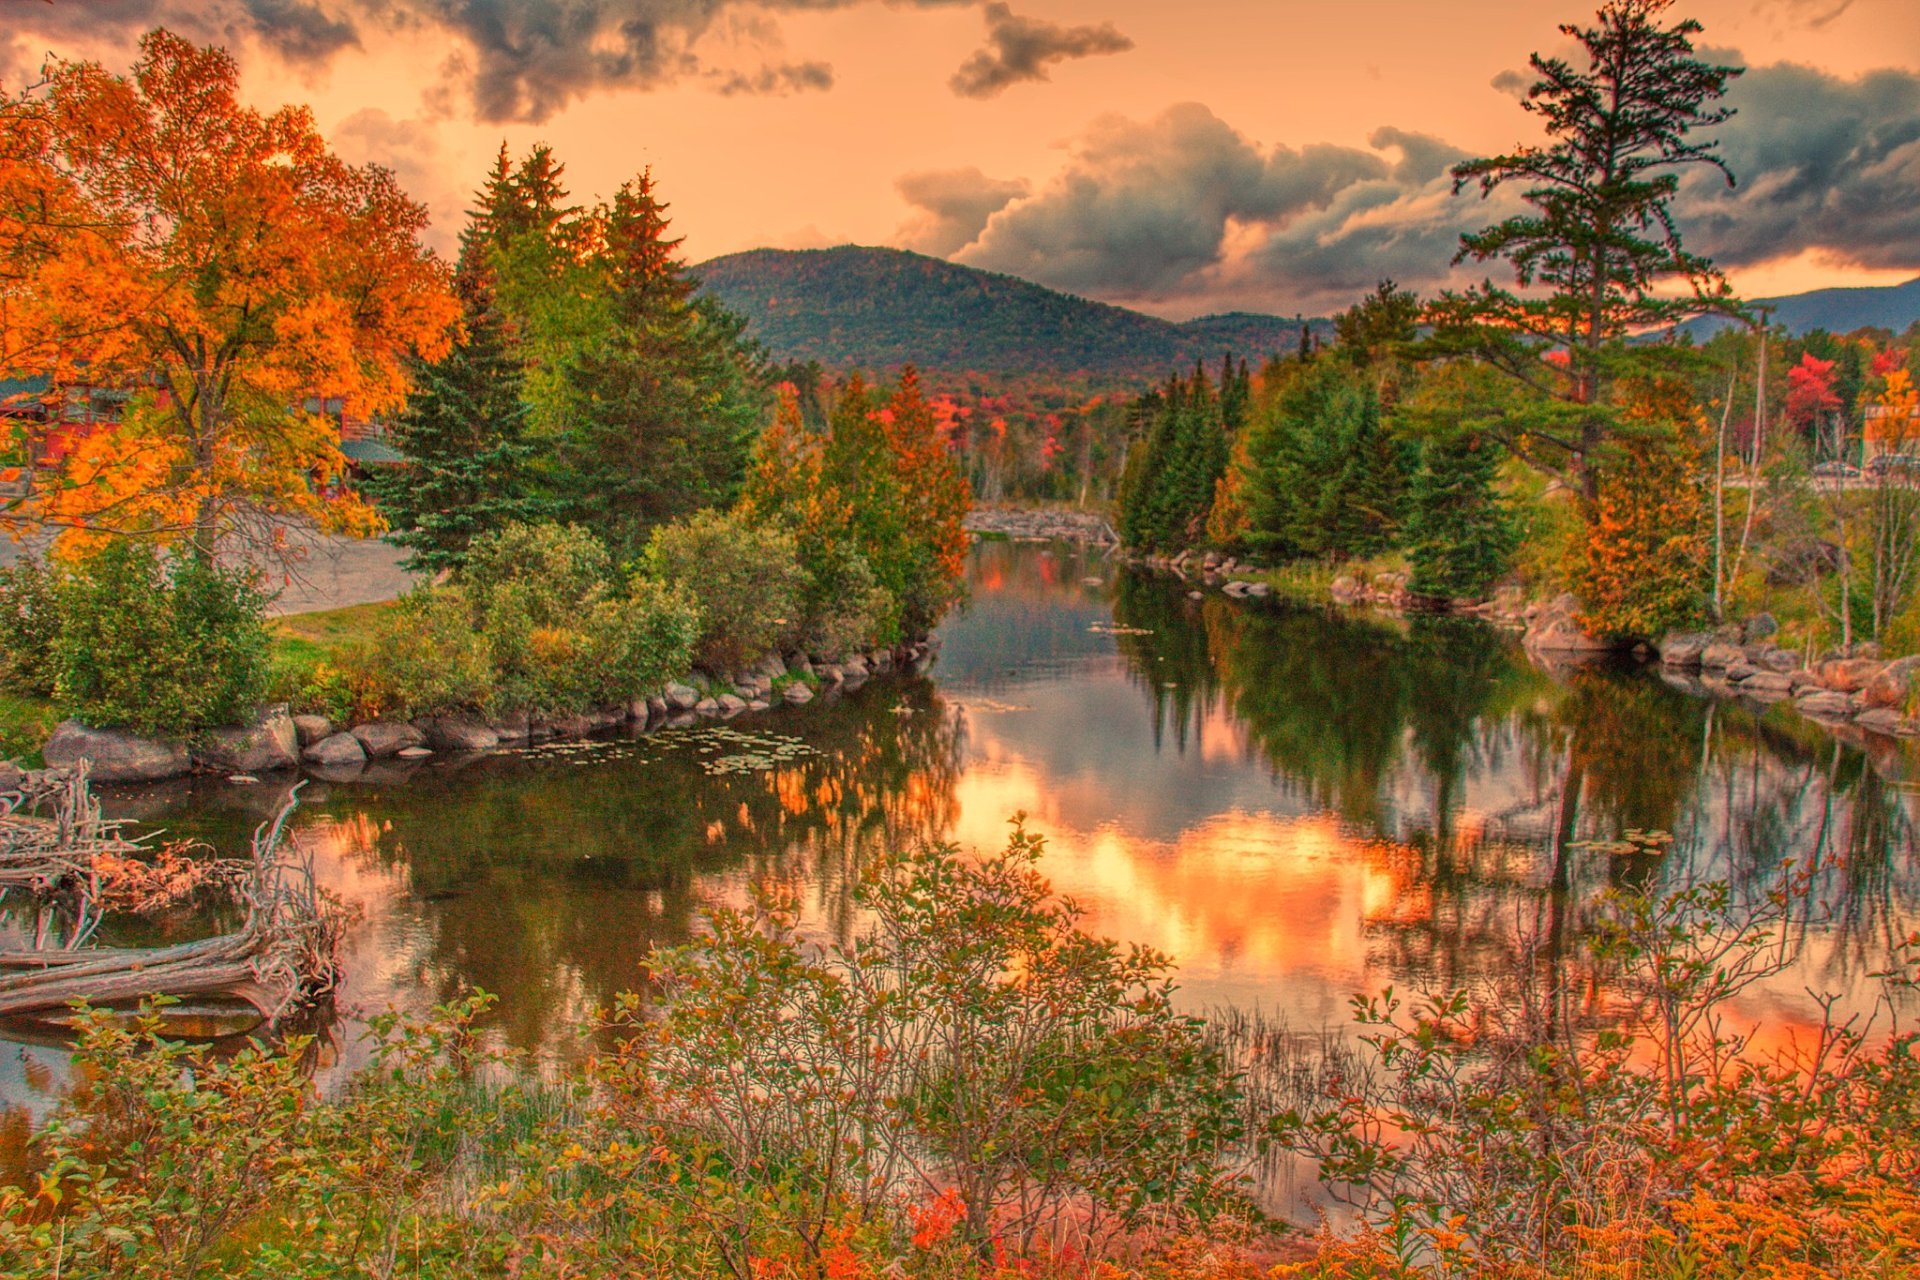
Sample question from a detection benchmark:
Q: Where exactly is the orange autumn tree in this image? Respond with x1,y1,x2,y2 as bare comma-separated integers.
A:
5,29,455,560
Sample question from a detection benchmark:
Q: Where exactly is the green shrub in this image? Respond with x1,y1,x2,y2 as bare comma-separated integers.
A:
52,542,268,737
642,510,804,673
462,520,612,630
793,542,894,660
343,586,494,721
0,556,61,696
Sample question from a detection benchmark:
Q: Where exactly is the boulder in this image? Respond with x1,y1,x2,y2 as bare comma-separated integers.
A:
1329,576,1362,605
1700,642,1745,671
817,664,845,685
1742,612,1779,643
1656,632,1712,668
783,681,815,705
1759,648,1801,674
292,714,333,747
1740,671,1794,696
543,713,593,739
352,720,427,759
716,694,748,716
750,653,787,679
1854,707,1912,736
747,699,771,712
1818,658,1886,694
586,705,626,732
786,653,815,679
194,706,299,774
1724,662,1759,683
1860,654,1920,711
694,698,721,717
1222,579,1252,597
1523,597,1620,654
396,746,434,759
646,695,669,719
303,731,367,767
420,714,500,753
488,709,532,743
842,656,870,678
43,720,190,783
664,682,700,712
1796,691,1855,720
1245,582,1272,598
870,650,893,671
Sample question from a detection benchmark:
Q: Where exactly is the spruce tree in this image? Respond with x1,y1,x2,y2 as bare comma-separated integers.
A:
1404,430,1518,599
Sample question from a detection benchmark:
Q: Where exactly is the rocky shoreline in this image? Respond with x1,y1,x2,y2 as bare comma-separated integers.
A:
964,507,1118,543
34,639,938,788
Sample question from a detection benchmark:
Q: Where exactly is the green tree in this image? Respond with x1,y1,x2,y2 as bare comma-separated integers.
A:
1430,0,1742,504
1239,360,1406,561
1405,430,1519,600
553,173,768,558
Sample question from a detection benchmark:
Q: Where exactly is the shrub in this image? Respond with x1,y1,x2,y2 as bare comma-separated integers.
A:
642,510,804,673
0,557,61,696
342,586,494,721
52,542,268,737
793,543,894,660
461,520,612,629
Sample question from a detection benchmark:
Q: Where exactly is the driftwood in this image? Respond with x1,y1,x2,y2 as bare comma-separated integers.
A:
0,765,147,892
0,782,345,1024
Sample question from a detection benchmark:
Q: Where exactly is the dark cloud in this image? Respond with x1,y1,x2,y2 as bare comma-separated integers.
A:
1678,60,1920,274
895,168,1030,255
949,2,1133,100
949,104,1459,310
4,0,971,123
710,60,834,97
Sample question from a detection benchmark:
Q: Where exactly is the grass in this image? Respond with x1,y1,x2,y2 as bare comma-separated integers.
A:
269,599,398,664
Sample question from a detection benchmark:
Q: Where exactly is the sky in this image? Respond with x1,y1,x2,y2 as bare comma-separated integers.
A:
6,0,1919,318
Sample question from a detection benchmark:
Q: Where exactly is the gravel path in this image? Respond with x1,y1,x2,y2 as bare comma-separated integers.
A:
0,526,422,617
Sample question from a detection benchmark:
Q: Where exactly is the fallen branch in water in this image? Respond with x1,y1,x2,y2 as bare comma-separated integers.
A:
0,764,148,893
0,782,347,1024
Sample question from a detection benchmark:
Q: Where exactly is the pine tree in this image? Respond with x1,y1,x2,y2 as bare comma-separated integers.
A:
553,172,767,559
1404,431,1518,599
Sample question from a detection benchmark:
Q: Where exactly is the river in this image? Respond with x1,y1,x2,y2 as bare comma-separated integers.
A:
3,538,1917,1111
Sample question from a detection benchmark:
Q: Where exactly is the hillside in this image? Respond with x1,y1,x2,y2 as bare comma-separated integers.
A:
692,245,1312,384
1677,277,1920,341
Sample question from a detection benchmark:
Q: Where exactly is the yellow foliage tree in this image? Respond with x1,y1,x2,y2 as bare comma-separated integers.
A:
1,29,456,560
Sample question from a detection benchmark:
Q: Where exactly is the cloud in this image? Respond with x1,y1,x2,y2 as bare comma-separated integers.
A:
895,168,1031,255
4,0,974,123
949,3,1133,99
945,103,1468,311
331,107,461,255
1677,59,1920,275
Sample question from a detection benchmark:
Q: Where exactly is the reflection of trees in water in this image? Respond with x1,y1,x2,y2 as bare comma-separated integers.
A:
1109,569,1920,994
114,681,965,1061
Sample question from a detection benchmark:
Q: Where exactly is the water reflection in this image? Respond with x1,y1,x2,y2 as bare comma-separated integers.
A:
2,539,1915,1114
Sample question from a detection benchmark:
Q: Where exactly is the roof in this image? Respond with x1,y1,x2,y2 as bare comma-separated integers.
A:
340,437,407,465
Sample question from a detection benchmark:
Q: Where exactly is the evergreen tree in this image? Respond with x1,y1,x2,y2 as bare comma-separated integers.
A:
1116,369,1229,553
553,173,768,559
1239,360,1406,561
1404,431,1518,599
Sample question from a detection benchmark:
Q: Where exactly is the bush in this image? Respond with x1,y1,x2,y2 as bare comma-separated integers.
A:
0,557,61,696
461,520,612,630
340,587,494,721
793,542,894,660
52,542,268,737
642,510,804,673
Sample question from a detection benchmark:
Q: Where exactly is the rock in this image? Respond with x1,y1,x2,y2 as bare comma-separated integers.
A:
396,746,434,759
1789,669,1825,692
785,653,814,679
1759,648,1801,674
664,682,700,712
1221,579,1252,597
694,698,720,717
586,705,626,732
1700,642,1745,671
194,706,299,774
0,762,21,792
1724,662,1759,683
646,695,669,719
1245,582,1271,598
1740,671,1794,695
627,698,653,722
1796,691,1854,720
1853,707,1910,736
228,774,260,785
1523,596,1620,654
419,714,500,752
1657,633,1712,669
351,721,427,759
1329,576,1361,604
46,725,194,786
488,709,533,743
1818,658,1886,694
292,714,333,747
716,694,748,716
783,681,815,705
303,731,367,767
817,664,845,685
842,656,869,678
750,653,787,679
543,713,593,739
1861,654,1920,711
1187,590,1204,600
1742,613,1779,643
747,699,771,712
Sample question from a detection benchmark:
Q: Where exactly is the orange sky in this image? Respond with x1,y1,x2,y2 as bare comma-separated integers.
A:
8,0,1918,316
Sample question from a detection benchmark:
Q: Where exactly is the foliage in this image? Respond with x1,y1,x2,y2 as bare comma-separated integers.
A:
1574,376,1711,637
642,509,804,674
1403,430,1519,600
1429,0,1742,504
1237,359,1407,562
51,540,268,737
0,556,60,696
1118,367,1232,554
1274,857,1920,1280
338,586,494,722
4,30,456,560
618,819,1248,1271
742,369,970,645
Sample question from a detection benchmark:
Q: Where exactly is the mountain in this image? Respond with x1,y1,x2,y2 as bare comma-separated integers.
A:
1677,278,1920,341
692,245,1313,384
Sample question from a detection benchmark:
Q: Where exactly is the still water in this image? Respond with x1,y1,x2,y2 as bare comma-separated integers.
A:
4,539,1918,1103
